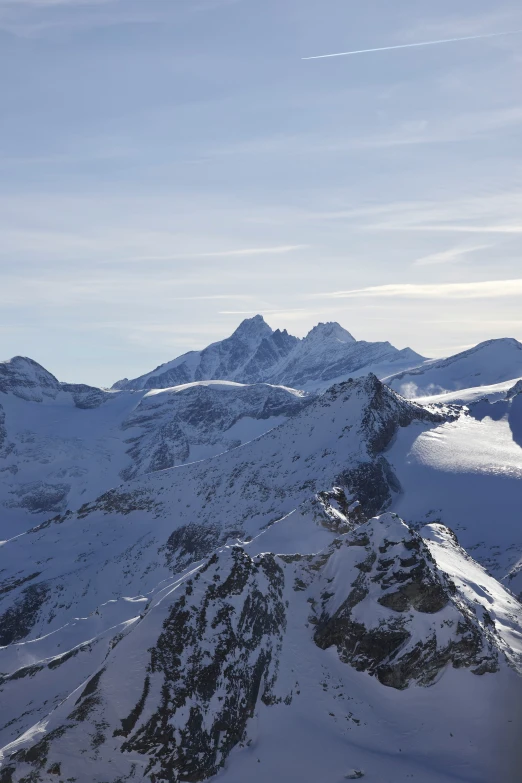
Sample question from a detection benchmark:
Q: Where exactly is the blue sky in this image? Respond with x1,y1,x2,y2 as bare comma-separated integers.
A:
1,0,522,386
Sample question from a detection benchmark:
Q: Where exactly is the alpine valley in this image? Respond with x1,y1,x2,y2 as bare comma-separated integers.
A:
1,316,522,783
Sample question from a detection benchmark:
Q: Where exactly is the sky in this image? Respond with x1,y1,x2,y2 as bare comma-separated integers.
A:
1,0,522,386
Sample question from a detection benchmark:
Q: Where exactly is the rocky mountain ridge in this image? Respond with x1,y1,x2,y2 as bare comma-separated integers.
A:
112,316,424,392
1,500,521,783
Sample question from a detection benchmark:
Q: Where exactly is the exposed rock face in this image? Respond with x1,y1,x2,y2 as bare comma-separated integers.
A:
346,372,444,455
313,514,500,689
162,521,223,571
120,548,286,781
61,384,111,410
339,458,401,520
112,316,423,392
0,580,50,646
4,547,287,783
0,404,7,453
6,481,70,514
315,486,363,533
120,381,311,480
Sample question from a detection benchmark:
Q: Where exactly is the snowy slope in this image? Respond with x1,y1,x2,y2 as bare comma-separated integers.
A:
388,378,522,596
413,376,522,407
386,338,522,398
1,502,521,783
0,357,310,537
112,316,424,392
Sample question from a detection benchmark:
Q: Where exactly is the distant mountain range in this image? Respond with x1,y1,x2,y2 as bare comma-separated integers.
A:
112,315,424,392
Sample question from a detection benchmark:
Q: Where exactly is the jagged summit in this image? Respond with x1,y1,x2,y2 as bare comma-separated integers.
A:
304,321,356,344
112,316,422,391
231,313,273,341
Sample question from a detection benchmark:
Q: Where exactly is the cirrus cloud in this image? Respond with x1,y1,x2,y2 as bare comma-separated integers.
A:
317,279,522,300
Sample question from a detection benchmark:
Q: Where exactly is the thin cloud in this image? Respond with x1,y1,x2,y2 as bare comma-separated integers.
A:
317,280,522,300
413,244,491,267
186,244,307,258
403,10,522,41
303,29,522,60
306,192,522,236
394,224,522,235
174,295,254,301
131,245,307,261
211,106,522,160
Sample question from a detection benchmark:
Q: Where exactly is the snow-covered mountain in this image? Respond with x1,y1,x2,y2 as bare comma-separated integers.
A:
112,316,424,392
0,356,310,537
2,374,522,781
2,321,522,782
386,337,522,398
1,329,519,539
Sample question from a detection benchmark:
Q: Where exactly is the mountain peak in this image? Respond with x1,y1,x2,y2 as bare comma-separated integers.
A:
0,356,61,401
231,314,273,342
304,321,356,344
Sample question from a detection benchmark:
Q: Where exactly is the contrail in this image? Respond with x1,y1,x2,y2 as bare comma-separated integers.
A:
302,29,522,60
